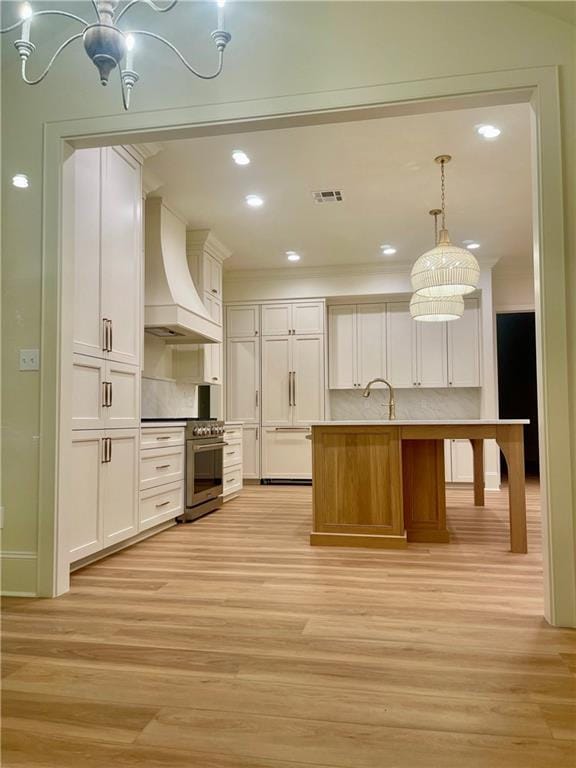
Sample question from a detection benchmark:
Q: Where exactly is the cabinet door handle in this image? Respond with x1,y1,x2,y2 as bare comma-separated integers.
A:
108,381,113,407
108,437,112,462
102,319,108,352
156,436,171,440
155,500,171,508
108,320,113,352
255,390,259,408
211,288,218,294
102,382,108,408
102,437,112,463
256,427,259,440
288,372,292,407
155,464,171,470
292,371,296,406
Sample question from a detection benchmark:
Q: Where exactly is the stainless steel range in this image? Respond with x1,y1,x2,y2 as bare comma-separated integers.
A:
182,419,227,522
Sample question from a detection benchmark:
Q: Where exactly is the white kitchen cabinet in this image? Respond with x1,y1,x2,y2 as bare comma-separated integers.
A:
261,300,324,336
226,305,260,338
223,422,244,501
261,336,292,426
387,302,416,388
102,430,139,547
72,148,102,359
292,334,325,426
139,444,185,491
226,337,260,424
448,299,481,387
187,230,229,304
71,354,140,430
242,425,260,479
65,428,139,563
139,425,185,530
328,303,386,389
73,147,142,367
261,334,324,427
328,305,356,389
386,302,448,388
261,428,312,479
416,321,448,387
173,296,223,385
139,482,183,532
66,431,104,561
445,439,474,483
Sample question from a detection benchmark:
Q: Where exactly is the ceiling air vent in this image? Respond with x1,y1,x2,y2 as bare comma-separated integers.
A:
312,189,343,203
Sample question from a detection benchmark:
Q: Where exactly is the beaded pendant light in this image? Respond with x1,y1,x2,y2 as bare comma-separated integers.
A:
410,209,464,322
411,155,480,297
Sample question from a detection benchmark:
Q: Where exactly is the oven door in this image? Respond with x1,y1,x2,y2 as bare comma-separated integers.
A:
186,440,226,508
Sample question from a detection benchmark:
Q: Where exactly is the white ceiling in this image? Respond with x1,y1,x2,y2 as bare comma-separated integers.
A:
144,102,532,273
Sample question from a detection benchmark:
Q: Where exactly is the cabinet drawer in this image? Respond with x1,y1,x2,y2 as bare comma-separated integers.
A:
224,425,243,442
139,481,183,531
141,427,185,449
223,442,242,468
223,466,242,497
140,445,184,490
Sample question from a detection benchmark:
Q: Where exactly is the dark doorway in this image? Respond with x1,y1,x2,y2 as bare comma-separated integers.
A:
496,312,539,477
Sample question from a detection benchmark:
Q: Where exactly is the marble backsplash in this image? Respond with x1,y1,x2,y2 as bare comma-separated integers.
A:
328,388,481,421
141,377,198,418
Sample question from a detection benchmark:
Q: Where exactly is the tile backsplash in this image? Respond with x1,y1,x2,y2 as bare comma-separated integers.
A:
142,377,198,418
328,388,481,421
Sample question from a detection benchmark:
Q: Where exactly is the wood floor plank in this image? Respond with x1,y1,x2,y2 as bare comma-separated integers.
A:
2,481,576,768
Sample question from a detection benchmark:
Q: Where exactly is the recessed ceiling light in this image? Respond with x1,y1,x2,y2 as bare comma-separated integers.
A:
477,124,501,139
380,244,397,255
232,150,250,166
245,194,264,208
286,251,300,262
12,173,29,188
465,242,481,250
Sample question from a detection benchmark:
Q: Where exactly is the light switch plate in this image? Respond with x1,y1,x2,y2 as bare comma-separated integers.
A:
19,349,40,371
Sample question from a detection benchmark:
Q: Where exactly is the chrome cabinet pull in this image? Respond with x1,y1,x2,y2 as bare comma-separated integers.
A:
255,390,259,408
292,371,296,406
102,318,108,351
102,437,112,463
108,437,112,462
288,372,292,407
108,320,113,352
256,427,259,440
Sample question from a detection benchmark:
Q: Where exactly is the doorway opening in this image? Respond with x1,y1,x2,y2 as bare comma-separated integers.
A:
497,312,539,479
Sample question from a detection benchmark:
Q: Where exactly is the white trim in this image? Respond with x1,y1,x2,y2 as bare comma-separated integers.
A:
1,551,38,560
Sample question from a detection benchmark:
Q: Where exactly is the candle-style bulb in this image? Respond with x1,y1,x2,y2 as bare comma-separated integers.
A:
125,34,135,70
20,2,33,43
217,0,225,29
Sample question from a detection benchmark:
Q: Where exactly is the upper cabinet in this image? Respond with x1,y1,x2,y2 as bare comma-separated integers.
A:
329,300,481,389
187,230,230,309
262,301,324,336
227,305,260,338
73,147,142,368
328,303,387,389
447,299,481,387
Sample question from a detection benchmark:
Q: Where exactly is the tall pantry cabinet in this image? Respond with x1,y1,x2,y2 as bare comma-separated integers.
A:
226,300,325,480
64,146,143,565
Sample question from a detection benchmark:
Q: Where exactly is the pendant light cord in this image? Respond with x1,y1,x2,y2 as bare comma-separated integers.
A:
440,159,446,230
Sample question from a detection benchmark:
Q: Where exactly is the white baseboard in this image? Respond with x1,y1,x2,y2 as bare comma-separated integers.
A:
1,550,38,597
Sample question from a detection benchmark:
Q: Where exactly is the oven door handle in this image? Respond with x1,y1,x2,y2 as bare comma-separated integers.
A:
192,442,228,452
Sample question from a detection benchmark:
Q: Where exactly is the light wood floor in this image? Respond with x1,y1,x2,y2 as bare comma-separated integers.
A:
2,482,575,767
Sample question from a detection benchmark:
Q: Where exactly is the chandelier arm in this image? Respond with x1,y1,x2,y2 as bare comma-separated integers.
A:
116,0,178,23
1,9,89,34
130,29,225,79
21,32,84,85
90,0,101,20
118,67,131,111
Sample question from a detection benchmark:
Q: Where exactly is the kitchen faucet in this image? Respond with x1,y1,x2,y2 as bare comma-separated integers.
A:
362,378,396,420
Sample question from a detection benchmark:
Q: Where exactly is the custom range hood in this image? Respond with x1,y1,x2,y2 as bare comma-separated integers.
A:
144,197,222,344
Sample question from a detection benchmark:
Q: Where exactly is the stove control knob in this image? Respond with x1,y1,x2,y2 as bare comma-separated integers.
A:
193,427,200,436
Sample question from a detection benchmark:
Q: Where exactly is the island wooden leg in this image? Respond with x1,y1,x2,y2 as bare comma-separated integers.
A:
496,425,528,554
470,438,485,507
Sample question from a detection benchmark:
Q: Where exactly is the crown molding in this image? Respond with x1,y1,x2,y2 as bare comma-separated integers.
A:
187,229,232,263
224,259,497,283
128,141,164,162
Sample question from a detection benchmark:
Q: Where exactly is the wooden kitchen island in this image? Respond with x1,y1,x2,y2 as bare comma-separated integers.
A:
310,420,529,553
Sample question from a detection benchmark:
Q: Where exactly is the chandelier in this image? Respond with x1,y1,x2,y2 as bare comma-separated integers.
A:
410,209,464,322
0,0,231,110
411,155,480,297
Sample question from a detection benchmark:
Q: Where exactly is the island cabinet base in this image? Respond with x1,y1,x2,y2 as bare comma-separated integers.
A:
402,439,450,543
310,426,407,548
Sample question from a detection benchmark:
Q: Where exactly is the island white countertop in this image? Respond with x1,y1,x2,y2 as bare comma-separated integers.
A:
310,419,529,426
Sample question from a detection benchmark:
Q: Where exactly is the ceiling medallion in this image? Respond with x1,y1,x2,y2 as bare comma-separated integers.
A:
1,0,231,110
411,155,480,297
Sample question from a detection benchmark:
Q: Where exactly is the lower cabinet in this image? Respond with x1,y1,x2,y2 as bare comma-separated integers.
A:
139,426,185,529
261,427,312,479
66,429,139,563
223,422,243,500
242,425,260,479
445,439,475,483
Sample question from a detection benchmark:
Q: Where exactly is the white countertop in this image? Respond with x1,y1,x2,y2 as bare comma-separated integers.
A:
310,419,529,426
141,420,187,428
